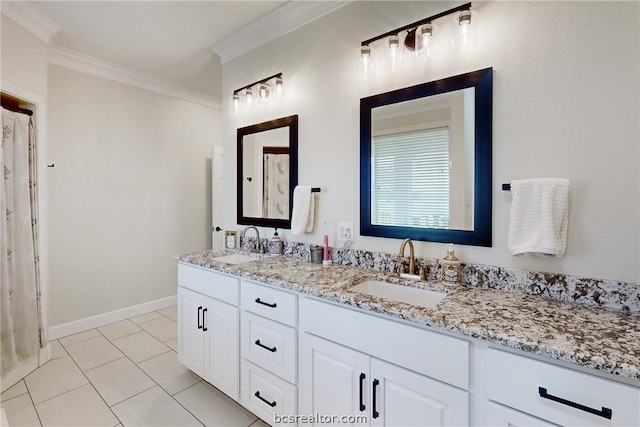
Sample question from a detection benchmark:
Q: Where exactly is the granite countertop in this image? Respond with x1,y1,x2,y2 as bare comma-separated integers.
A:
175,249,640,383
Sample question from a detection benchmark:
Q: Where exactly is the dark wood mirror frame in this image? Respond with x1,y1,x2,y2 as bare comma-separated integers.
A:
237,114,298,229
360,68,493,246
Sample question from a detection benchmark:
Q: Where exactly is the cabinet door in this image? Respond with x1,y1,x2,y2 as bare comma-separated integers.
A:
485,401,559,426
370,358,469,427
204,296,239,400
177,287,204,376
300,334,370,426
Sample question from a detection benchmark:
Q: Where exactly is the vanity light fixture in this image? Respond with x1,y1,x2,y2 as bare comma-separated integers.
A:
359,2,474,74
231,72,284,115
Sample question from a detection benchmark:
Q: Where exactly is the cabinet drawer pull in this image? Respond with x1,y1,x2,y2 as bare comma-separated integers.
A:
255,298,277,308
372,379,380,419
538,387,612,420
359,373,366,412
255,340,277,353
202,308,207,332
197,306,203,330
254,391,277,407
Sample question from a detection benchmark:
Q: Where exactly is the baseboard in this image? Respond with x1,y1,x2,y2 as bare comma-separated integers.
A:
49,295,177,340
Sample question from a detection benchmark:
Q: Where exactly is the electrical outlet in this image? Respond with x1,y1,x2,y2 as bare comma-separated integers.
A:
337,222,354,242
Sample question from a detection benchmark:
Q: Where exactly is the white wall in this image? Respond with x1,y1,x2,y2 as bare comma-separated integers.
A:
1,14,48,97
223,1,639,283
48,64,221,326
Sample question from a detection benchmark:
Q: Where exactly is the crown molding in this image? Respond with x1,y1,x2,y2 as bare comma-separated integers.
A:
211,0,350,64
1,1,60,44
48,46,222,109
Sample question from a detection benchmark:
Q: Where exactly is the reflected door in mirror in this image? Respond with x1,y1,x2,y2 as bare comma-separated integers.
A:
237,115,298,229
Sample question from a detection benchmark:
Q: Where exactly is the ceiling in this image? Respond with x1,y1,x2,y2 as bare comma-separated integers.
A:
29,1,289,102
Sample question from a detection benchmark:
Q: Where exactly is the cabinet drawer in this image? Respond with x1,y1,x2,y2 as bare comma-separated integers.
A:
242,280,297,326
178,263,239,305
301,297,469,390
241,360,296,426
486,348,640,426
485,401,559,426
242,312,297,383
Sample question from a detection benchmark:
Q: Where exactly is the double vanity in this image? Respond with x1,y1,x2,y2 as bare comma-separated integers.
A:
175,248,640,427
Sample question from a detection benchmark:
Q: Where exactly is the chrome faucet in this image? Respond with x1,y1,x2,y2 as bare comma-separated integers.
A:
240,226,261,253
399,238,416,276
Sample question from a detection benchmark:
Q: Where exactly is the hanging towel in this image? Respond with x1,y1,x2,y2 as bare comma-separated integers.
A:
291,185,315,235
508,178,570,257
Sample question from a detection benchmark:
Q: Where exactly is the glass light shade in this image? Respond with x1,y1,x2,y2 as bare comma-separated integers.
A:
231,93,240,116
357,45,374,79
259,83,269,100
452,9,477,52
275,76,283,95
245,87,253,105
385,34,404,72
415,23,438,61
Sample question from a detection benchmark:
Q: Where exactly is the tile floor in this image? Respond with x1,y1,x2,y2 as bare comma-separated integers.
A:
0,306,268,427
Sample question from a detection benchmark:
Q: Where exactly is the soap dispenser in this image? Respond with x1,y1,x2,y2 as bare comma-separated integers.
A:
441,244,462,286
270,228,284,255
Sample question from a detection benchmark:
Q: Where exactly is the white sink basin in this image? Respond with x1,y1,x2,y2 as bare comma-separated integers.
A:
348,280,447,309
211,254,258,265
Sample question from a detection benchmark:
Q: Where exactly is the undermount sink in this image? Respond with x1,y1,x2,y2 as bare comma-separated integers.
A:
211,253,259,265
348,280,447,309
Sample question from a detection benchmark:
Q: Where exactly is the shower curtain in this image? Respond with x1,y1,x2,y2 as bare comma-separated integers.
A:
1,107,44,392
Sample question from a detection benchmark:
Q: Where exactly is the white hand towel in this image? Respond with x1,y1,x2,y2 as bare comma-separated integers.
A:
508,178,569,257
291,185,315,235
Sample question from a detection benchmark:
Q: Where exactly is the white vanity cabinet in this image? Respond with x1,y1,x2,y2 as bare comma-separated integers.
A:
484,348,640,427
177,263,239,400
300,297,469,427
240,280,299,425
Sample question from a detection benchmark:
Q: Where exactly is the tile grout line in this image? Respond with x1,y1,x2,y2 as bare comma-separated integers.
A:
13,380,43,427
54,342,124,427
56,314,169,425
17,309,183,427
103,314,210,426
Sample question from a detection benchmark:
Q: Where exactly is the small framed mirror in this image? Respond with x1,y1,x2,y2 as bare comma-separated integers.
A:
360,68,492,246
237,115,298,229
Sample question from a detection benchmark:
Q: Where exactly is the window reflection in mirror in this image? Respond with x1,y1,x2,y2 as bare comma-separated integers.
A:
360,68,492,247
371,88,475,231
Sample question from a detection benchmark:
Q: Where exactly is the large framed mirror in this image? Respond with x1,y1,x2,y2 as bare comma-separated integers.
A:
360,68,492,246
237,115,298,229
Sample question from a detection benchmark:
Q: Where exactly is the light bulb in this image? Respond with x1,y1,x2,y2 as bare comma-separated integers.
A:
458,9,471,26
